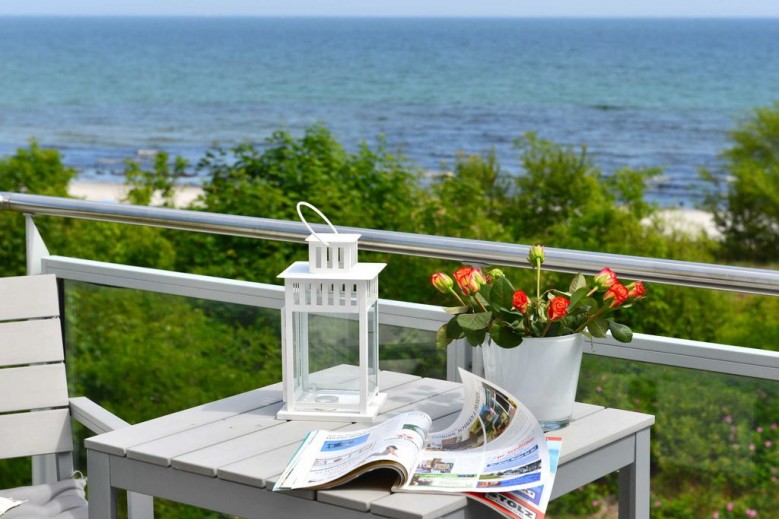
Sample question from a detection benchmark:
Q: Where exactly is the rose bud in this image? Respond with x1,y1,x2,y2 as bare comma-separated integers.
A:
547,296,570,321
488,268,505,279
528,244,545,266
470,268,487,291
512,290,529,314
604,282,630,308
626,281,646,300
431,272,454,293
593,268,618,290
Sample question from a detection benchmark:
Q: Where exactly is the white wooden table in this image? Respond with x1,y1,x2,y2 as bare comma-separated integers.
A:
85,370,654,519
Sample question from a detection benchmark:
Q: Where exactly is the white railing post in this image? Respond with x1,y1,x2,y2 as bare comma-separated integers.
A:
25,214,50,276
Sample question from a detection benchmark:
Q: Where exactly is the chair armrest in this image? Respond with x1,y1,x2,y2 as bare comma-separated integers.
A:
69,398,155,518
69,396,130,434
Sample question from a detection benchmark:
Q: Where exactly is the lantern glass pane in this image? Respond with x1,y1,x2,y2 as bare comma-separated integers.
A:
368,300,379,396
292,310,360,409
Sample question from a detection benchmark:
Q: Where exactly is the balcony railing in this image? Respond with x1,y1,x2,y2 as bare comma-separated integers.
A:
2,191,778,379
4,191,779,296
2,191,778,517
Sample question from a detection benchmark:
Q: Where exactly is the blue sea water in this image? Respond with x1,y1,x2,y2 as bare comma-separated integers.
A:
1,16,778,206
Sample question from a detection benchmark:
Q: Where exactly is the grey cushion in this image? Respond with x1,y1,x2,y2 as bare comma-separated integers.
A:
0,478,87,519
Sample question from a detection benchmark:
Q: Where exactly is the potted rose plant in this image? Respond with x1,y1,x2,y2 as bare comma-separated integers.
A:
431,244,645,430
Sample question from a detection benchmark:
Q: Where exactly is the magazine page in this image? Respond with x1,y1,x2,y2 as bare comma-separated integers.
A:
400,369,549,493
0,497,26,516
274,411,432,490
466,437,563,519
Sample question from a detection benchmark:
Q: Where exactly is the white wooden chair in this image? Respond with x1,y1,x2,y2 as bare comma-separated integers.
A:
0,274,153,518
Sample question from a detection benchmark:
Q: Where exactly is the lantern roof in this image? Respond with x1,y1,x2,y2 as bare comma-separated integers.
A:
278,261,385,281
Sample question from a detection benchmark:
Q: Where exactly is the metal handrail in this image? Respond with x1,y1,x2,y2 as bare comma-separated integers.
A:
3,191,778,296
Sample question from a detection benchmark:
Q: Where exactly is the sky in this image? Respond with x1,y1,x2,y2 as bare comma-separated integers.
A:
1,0,778,18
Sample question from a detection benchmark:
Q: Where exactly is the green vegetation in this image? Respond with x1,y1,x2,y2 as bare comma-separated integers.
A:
703,101,779,263
1,105,778,518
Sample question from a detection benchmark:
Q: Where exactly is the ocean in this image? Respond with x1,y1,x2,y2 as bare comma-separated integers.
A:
1,16,778,207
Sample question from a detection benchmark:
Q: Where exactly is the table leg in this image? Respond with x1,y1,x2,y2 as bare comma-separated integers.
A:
128,491,154,519
618,428,650,519
87,450,118,519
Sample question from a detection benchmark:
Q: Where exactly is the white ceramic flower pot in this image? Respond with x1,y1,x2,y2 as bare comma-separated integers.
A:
481,333,584,431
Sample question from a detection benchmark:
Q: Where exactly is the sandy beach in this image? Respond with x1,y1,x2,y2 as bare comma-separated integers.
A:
68,181,720,238
643,209,720,239
68,181,204,208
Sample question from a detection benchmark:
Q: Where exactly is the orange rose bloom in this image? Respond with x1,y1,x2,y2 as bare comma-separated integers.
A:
547,296,570,321
604,282,630,308
453,267,485,295
512,290,529,314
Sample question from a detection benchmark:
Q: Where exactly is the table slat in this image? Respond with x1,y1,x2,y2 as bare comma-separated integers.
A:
371,491,468,519
127,402,285,466
85,383,284,456
173,418,342,476
218,442,302,488
557,407,654,464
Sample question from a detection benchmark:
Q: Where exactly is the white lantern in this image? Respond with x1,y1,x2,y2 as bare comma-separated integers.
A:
277,202,387,422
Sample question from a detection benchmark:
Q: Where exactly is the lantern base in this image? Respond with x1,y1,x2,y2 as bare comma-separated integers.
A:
277,392,387,423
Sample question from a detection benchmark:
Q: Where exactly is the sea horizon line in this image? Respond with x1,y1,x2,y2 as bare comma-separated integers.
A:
1,14,778,21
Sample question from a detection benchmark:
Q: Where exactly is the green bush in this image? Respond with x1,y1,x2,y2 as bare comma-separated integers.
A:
0,142,75,276
703,102,779,262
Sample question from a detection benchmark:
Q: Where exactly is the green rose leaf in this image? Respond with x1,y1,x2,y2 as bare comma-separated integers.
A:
569,273,587,293
545,322,562,337
498,307,523,323
561,313,587,334
587,317,608,338
489,276,514,311
456,311,492,331
530,319,546,337
435,325,451,349
490,323,523,348
568,286,590,309
608,320,633,343
445,317,464,340
566,304,590,316
464,327,487,346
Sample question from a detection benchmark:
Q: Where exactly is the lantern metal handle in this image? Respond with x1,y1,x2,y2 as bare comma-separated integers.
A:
296,201,337,244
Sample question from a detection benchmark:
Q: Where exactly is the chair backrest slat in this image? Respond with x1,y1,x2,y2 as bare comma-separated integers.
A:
0,275,74,462
0,319,64,366
0,274,59,321
0,409,72,459
0,364,69,413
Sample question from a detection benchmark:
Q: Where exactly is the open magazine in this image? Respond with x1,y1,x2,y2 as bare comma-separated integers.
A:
274,369,562,518
0,497,26,516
